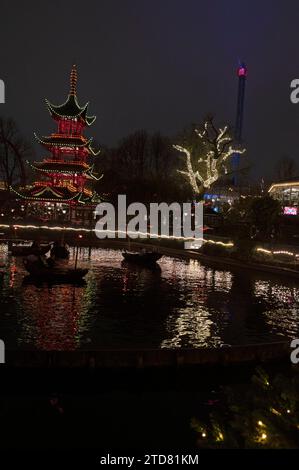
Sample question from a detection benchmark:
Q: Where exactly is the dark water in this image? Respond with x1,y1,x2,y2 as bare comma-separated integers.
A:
0,244,298,350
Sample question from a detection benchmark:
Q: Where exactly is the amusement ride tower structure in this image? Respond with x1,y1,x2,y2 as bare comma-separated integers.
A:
233,61,247,185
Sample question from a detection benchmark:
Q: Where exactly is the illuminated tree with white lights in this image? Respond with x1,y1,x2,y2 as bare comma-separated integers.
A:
174,117,246,195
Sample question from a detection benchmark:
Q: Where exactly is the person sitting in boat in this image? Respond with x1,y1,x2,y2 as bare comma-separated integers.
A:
50,241,69,260
47,252,56,268
26,252,48,269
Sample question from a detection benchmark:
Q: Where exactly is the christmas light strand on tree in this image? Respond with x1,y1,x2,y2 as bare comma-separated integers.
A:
174,117,245,195
191,367,299,449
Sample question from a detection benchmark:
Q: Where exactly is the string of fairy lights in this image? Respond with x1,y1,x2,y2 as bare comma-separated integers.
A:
2,223,298,257
34,132,93,147
173,120,246,194
194,367,297,446
0,223,234,246
256,246,299,259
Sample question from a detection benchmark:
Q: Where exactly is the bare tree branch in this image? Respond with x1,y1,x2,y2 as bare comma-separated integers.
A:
0,117,31,189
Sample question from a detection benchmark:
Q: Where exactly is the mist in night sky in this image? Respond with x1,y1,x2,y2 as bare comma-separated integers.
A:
1,0,299,180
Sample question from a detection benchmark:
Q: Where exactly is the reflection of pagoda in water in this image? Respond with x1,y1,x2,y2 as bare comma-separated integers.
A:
21,283,85,350
11,65,102,223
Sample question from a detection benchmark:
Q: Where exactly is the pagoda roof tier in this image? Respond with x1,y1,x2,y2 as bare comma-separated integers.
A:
10,183,101,204
34,133,91,147
26,160,103,180
85,165,103,181
45,96,96,126
34,133,101,156
45,65,96,126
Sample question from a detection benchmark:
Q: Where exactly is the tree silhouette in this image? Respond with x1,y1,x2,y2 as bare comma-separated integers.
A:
0,117,31,189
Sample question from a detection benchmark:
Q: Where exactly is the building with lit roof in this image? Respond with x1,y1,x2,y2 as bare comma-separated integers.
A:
268,178,299,215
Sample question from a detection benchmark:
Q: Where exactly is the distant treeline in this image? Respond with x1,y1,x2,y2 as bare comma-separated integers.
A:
94,129,194,203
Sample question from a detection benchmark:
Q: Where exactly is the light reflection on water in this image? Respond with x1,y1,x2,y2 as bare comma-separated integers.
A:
254,280,299,338
0,245,298,350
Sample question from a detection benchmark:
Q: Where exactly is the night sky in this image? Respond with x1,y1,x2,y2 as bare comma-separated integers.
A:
1,0,299,179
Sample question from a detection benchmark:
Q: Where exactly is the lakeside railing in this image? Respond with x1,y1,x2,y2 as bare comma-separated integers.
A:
3,341,291,369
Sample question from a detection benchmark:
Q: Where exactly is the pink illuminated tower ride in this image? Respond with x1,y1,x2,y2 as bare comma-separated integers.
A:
233,62,247,185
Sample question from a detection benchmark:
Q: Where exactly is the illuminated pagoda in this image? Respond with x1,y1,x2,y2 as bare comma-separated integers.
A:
11,65,101,224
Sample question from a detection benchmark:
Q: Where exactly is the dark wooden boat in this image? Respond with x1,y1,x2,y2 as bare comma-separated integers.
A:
122,251,162,265
23,259,88,283
10,244,51,257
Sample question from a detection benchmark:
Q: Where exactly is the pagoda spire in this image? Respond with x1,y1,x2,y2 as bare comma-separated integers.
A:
45,64,97,127
69,64,77,96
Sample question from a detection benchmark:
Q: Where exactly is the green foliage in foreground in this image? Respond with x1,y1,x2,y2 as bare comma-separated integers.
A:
191,367,299,448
